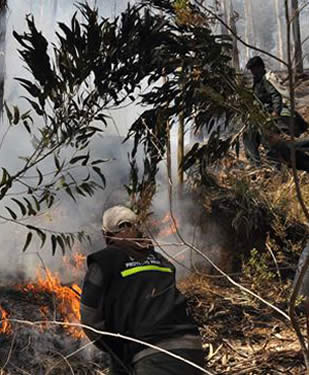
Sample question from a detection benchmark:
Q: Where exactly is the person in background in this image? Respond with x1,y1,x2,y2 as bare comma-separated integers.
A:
244,56,308,167
80,205,204,375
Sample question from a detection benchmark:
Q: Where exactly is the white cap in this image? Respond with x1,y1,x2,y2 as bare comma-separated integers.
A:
102,205,138,233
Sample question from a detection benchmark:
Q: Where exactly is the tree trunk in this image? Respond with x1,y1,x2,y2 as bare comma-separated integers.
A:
248,0,257,48
52,0,58,24
178,111,184,189
275,0,285,70
221,0,229,35
244,0,250,61
291,0,303,74
244,0,256,62
229,0,240,71
0,0,7,117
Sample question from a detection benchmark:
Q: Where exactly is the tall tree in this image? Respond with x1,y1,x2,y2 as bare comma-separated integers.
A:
221,0,229,35
52,0,58,25
244,0,250,61
275,0,285,69
0,0,7,116
244,0,256,62
229,0,240,71
291,0,303,73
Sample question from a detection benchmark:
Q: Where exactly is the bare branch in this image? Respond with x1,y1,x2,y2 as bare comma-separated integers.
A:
8,319,214,375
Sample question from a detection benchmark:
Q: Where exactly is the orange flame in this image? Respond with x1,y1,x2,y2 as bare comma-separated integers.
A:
0,305,12,335
72,253,86,270
157,213,179,238
21,269,84,339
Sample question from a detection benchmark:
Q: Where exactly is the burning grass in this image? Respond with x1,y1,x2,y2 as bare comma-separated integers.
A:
0,253,108,374
18,268,83,339
0,306,11,335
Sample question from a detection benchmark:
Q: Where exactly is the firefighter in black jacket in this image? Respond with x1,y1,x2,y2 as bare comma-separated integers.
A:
244,56,308,167
80,205,204,375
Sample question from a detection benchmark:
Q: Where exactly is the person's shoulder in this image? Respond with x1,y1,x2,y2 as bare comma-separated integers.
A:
152,249,174,266
87,246,120,264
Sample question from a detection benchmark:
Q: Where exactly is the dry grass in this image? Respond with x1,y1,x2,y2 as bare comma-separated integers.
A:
180,274,306,374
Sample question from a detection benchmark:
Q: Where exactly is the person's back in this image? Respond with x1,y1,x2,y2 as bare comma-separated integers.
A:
80,205,204,375
87,244,200,361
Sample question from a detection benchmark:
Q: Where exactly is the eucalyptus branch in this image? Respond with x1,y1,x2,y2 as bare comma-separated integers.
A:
0,214,85,239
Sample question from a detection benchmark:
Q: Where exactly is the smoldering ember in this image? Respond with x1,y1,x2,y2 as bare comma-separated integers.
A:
2,0,309,374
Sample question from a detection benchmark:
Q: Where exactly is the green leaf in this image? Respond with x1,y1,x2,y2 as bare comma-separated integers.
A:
93,166,106,186
70,154,88,164
51,235,57,255
47,195,55,208
22,97,44,116
21,109,32,120
23,120,31,134
4,103,13,124
39,231,47,248
33,196,40,211
57,235,65,255
12,198,27,216
65,186,76,201
54,155,61,171
13,106,20,125
36,167,43,185
76,186,87,196
23,197,37,216
0,168,9,187
5,206,17,220
23,232,33,252
91,159,108,165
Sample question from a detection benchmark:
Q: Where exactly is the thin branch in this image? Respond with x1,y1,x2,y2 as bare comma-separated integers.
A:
1,331,16,371
175,228,290,321
45,340,95,375
8,319,214,375
289,252,309,366
48,351,75,375
265,242,282,285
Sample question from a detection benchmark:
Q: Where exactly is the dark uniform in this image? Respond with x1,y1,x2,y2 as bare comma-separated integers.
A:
80,243,204,375
244,56,308,166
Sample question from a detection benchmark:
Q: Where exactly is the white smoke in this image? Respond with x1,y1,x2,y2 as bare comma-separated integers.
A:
0,0,140,281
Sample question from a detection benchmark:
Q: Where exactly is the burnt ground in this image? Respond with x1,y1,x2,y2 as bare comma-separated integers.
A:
0,272,308,375
0,285,108,375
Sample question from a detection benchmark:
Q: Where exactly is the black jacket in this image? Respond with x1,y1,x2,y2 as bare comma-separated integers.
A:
253,74,283,115
83,244,199,363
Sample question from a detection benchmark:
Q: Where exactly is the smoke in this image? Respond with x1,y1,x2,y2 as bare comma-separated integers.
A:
0,0,140,282
223,0,309,70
